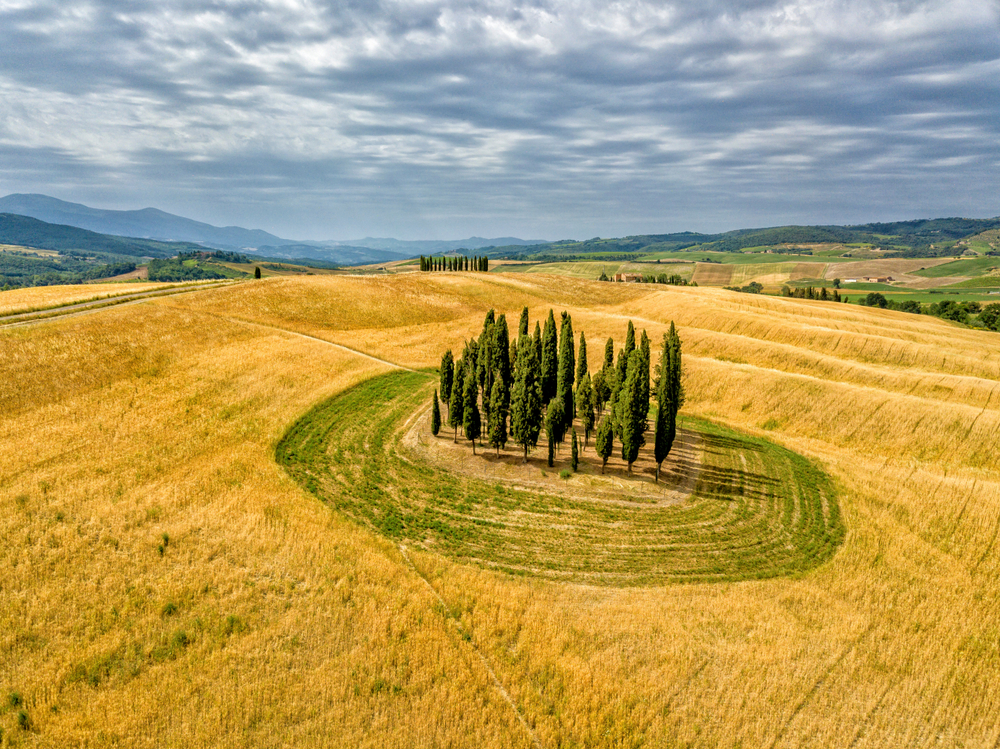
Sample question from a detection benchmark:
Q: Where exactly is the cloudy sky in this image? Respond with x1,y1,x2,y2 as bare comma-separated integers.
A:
0,0,998,240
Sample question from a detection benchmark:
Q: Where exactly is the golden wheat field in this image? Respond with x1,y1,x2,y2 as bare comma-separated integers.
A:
3,272,1000,747
0,283,179,316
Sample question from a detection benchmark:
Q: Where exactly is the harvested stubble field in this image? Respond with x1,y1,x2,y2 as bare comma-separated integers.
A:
0,282,175,316
3,272,1000,747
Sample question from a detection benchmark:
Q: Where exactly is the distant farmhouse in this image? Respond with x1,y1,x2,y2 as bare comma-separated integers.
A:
613,273,643,283
864,276,894,283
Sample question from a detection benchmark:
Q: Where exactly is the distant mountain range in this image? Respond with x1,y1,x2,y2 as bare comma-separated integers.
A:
0,194,548,264
337,236,548,254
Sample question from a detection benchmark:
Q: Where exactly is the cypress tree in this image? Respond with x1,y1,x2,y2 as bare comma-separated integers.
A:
465,338,479,384
556,311,575,428
595,414,613,474
533,321,542,367
638,330,651,430
624,321,636,358
577,372,595,447
491,314,511,408
591,368,606,416
431,390,441,436
478,310,495,395
464,368,481,454
619,350,645,474
510,335,542,462
547,395,567,448
440,350,454,408
666,322,683,452
603,337,614,370
449,361,465,442
540,309,558,402
607,390,620,440
571,429,579,472
483,256,489,272
518,307,529,337
576,331,588,388
488,376,508,455
653,333,672,482
254,266,261,279
614,347,628,401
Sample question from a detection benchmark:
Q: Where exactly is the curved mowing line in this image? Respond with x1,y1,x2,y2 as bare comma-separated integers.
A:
277,370,845,585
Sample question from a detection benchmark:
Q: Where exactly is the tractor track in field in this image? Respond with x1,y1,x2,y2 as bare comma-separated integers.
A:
398,544,544,749
0,281,237,328
207,314,421,373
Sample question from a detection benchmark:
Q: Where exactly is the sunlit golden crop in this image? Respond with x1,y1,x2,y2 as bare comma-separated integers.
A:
2,273,999,747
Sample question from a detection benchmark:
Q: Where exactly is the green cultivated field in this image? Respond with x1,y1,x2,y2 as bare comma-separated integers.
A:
911,256,1000,277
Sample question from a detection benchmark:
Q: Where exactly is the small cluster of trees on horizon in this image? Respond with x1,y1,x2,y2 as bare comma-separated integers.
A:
780,285,844,302
430,307,684,480
419,255,489,272
598,271,691,286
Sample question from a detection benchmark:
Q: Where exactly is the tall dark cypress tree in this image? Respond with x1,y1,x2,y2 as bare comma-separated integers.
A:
478,310,495,395
666,322,683,454
577,372,595,447
592,369,606,416
556,311,575,430
449,360,465,442
653,333,672,482
533,321,542,367
571,429,579,472
545,399,561,466
540,309,558,403
431,390,441,436
625,321,636,357
595,414,613,474
491,314,511,410
464,368,481,454
510,335,542,462
638,330,651,430
601,337,617,407
576,331,588,388
518,307,529,337
488,375,508,455
619,349,645,474
465,338,479,387
440,350,454,412
614,347,628,402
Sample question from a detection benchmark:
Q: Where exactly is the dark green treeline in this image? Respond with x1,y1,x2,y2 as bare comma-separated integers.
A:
419,255,489,272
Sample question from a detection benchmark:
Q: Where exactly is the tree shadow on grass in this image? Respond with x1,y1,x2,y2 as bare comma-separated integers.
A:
694,464,780,501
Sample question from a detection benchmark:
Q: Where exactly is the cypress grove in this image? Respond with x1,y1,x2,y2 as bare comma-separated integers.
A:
431,313,682,482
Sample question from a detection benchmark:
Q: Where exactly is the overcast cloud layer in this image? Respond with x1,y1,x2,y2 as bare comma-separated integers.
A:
1,0,998,239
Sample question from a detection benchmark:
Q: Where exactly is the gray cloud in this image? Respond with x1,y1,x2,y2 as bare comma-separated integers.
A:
0,0,998,239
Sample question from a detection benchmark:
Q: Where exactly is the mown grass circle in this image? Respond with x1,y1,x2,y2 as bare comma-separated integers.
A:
277,370,844,585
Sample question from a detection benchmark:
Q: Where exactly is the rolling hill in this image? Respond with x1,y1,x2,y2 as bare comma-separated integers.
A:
2,272,999,746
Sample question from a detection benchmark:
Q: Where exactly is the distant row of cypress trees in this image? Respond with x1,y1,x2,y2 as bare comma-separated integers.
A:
430,307,684,480
419,255,489,272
